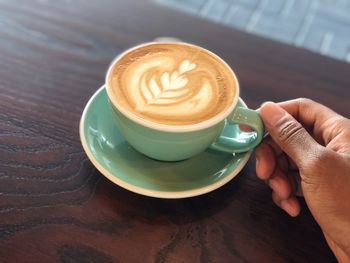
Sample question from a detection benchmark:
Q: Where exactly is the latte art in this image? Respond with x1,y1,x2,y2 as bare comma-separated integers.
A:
107,43,237,126
132,58,214,119
138,59,195,108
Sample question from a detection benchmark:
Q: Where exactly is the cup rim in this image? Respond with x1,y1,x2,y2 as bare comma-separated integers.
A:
105,41,240,133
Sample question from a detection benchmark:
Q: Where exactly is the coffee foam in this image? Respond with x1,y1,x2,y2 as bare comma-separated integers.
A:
107,43,237,126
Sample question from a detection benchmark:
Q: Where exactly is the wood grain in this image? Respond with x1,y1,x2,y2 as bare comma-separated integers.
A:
1,0,348,262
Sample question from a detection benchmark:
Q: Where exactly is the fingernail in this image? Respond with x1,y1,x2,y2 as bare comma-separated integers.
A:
260,102,287,127
281,199,298,217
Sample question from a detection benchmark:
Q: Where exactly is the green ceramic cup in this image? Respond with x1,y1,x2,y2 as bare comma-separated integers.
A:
106,42,264,161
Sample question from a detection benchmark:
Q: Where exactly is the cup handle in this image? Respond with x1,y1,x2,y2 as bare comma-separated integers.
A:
210,107,264,153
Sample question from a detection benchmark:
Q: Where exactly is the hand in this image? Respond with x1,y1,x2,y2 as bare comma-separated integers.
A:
255,99,350,262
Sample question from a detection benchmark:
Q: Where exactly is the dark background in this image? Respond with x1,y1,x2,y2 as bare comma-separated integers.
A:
1,0,349,262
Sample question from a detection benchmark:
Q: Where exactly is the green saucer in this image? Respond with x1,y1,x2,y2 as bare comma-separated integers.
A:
79,86,252,198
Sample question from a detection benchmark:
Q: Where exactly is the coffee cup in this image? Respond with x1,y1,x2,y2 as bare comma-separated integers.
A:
106,42,263,161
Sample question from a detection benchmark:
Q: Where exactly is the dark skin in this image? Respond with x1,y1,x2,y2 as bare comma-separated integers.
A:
255,99,350,263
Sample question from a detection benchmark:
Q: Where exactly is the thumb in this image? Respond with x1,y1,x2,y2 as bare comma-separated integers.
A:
260,102,320,168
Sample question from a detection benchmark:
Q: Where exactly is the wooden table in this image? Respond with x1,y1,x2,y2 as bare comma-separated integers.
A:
1,0,348,262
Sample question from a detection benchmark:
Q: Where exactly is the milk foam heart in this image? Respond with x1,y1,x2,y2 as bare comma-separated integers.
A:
107,43,237,126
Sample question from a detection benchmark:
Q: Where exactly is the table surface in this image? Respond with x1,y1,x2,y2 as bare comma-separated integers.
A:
0,0,349,262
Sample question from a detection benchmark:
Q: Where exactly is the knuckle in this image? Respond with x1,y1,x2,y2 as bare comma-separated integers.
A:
300,147,329,174
299,148,333,190
299,97,313,103
276,117,305,144
311,148,329,166
297,98,314,107
335,116,350,130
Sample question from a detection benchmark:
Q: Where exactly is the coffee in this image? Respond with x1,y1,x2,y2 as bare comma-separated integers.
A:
107,43,237,126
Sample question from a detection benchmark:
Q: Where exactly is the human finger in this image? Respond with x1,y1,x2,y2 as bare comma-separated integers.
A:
272,192,301,217
255,142,276,180
277,98,343,144
260,102,323,169
268,167,292,200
